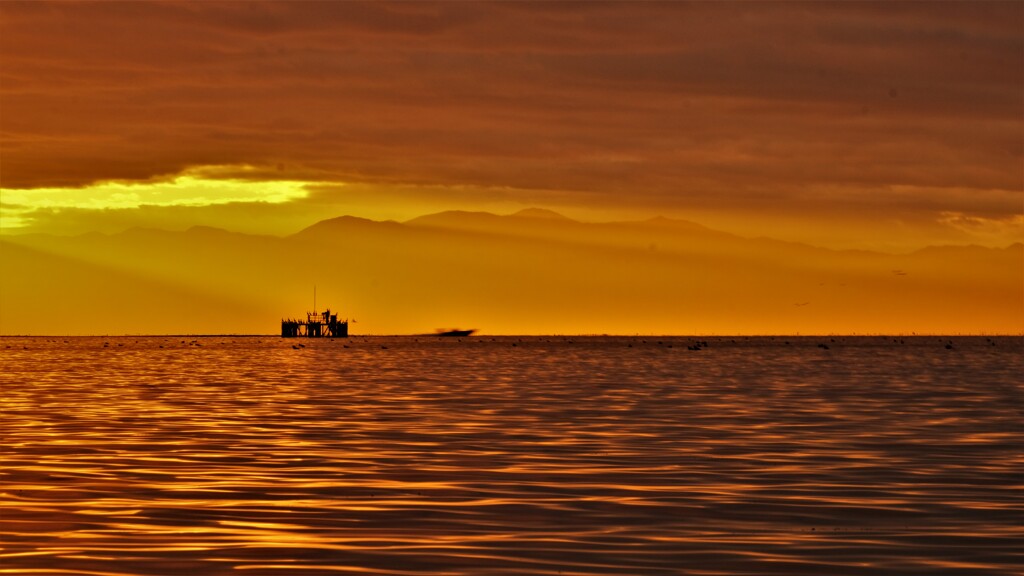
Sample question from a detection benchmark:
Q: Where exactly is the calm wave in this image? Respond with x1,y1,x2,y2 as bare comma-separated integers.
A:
1,336,1021,575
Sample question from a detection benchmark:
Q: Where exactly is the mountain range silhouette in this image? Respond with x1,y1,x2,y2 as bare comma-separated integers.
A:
3,209,1021,335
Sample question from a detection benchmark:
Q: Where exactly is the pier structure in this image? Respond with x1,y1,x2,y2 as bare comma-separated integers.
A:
281,308,348,338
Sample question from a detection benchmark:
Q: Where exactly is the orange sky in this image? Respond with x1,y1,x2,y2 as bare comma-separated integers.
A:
0,2,1022,335
2,2,1022,247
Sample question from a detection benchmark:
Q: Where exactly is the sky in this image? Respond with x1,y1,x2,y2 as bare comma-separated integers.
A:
1,1,1022,335
1,1,1021,250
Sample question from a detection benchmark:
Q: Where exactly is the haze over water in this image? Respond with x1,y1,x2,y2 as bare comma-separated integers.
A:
1,336,1021,575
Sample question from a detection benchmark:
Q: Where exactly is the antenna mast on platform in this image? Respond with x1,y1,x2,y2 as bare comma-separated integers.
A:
313,285,317,313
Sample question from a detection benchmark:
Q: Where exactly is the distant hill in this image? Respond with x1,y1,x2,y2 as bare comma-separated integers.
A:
511,207,573,220
2,210,1021,335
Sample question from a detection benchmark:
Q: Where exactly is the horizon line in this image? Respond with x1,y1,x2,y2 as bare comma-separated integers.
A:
2,333,1022,338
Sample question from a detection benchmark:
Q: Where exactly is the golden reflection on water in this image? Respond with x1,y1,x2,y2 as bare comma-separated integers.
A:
1,336,1022,575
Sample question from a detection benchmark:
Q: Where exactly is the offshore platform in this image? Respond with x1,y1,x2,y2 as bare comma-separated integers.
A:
281,289,349,338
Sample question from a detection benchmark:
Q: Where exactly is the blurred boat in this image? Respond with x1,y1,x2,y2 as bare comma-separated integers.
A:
433,329,476,337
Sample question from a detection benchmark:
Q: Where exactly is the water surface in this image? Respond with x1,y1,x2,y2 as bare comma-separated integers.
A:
1,336,1021,575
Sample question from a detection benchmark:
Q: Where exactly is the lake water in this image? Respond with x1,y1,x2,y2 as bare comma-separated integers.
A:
1,336,1021,575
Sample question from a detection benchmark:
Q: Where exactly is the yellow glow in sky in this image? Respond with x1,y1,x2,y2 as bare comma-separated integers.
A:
0,167,311,229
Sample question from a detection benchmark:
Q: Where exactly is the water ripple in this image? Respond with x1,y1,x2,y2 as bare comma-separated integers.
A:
1,336,1021,575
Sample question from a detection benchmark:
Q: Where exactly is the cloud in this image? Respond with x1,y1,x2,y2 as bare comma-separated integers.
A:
1,1,1021,235
0,166,308,230
937,211,1024,244
0,166,581,237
